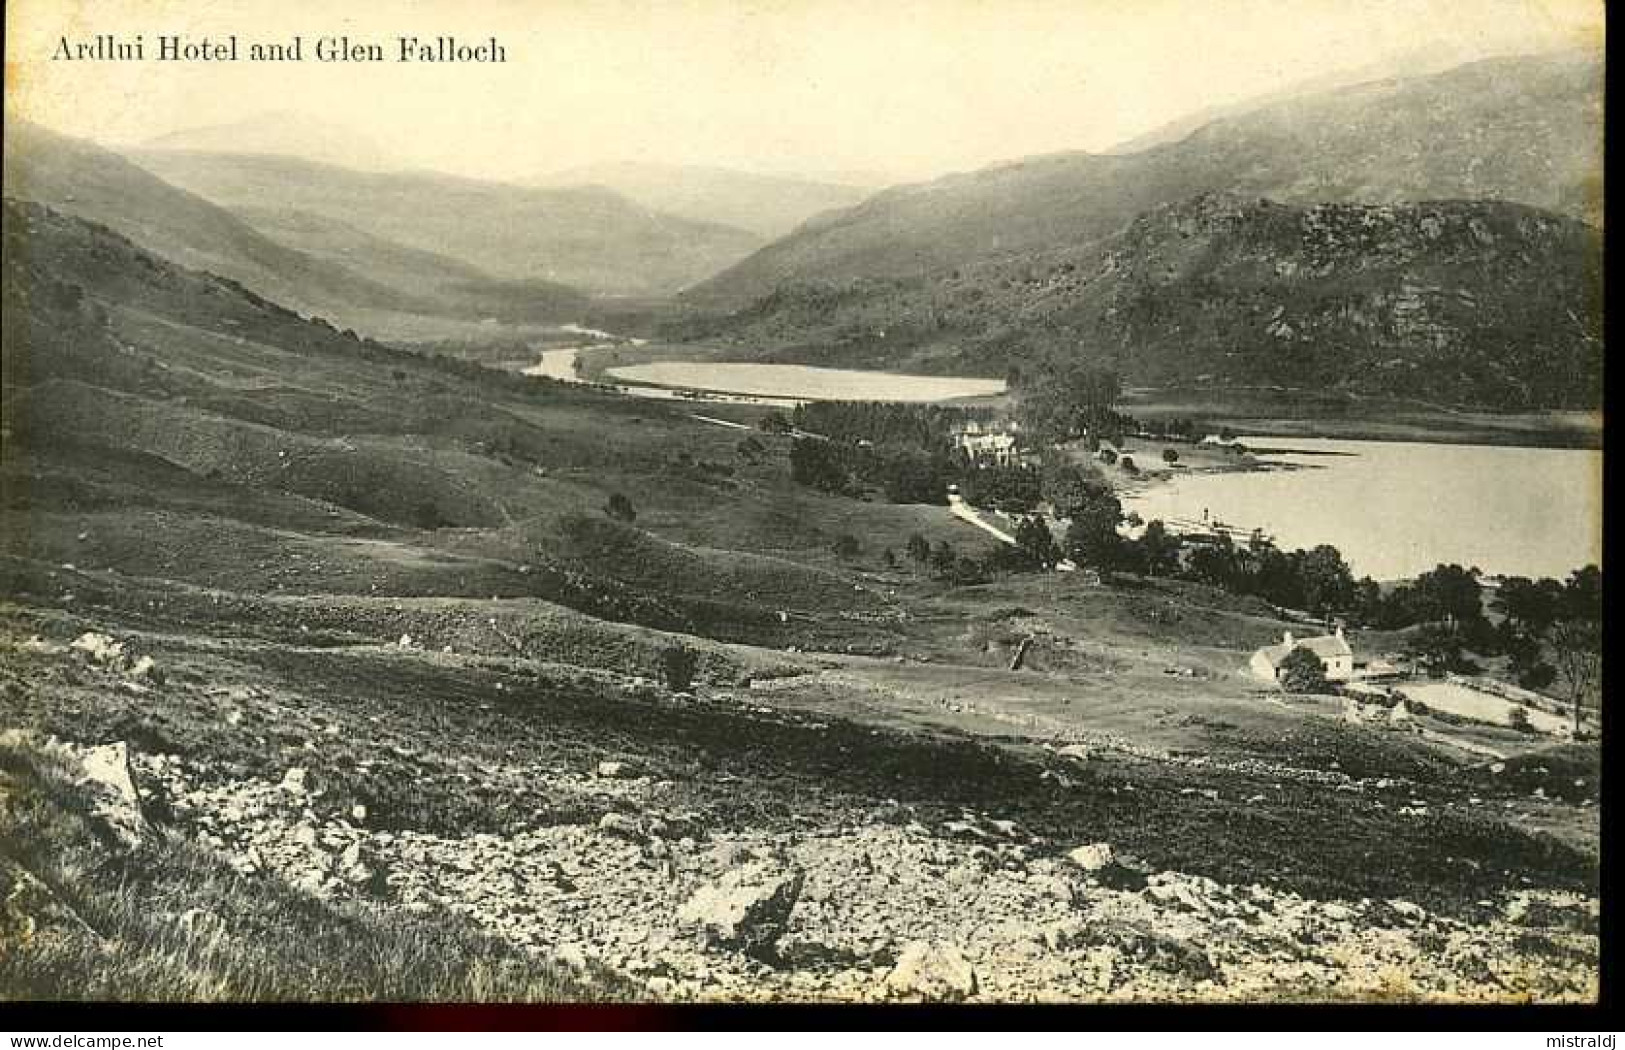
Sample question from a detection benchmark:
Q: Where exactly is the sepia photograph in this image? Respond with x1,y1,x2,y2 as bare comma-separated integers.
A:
0,0,1605,1012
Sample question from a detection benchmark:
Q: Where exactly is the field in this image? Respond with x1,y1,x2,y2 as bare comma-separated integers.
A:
0,202,1600,1003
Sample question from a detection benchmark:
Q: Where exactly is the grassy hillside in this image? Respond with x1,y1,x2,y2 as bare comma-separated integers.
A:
3,120,590,330
691,50,1601,305
0,200,1598,1003
0,737,629,1001
132,149,764,297
674,194,1604,410
230,204,590,321
0,199,972,649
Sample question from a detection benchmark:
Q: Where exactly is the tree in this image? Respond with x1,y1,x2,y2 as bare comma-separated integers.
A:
758,412,793,434
789,439,850,494
604,492,637,523
1014,359,1123,444
930,540,958,578
1099,447,1118,465
1407,622,1465,677
1013,516,1059,569
1162,448,1180,465
1413,564,1484,629
1063,490,1123,569
1277,647,1328,693
1561,564,1602,621
1297,544,1356,619
1135,520,1181,576
735,435,767,465
1492,575,1563,635
1119,456,1138,475
660,644,699,693
1040,456,1113,517
905,533,931,565
1550,618,1601,736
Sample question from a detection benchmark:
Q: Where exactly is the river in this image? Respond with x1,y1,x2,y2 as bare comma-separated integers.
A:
1122,436,1602,580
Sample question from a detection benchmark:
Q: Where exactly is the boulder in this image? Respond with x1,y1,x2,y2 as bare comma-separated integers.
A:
337,838,386,891
885,940,978,1002
677,860,804,952
280,767,311,794
597,760,630,779
127,655,162,682
63,741,147,850
1067,842,1115,872
598,812,642,840
70,632,126,668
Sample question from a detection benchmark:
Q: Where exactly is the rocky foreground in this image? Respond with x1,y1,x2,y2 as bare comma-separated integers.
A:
23,723,1599,1005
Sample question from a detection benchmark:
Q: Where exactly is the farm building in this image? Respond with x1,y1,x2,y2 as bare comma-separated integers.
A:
1250,628,1354,683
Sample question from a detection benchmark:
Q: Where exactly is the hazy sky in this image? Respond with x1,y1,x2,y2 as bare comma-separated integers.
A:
6,0,1604,184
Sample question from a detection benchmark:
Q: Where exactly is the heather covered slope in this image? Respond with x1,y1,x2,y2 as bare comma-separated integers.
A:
692,50,1602,305
676,194,1604,410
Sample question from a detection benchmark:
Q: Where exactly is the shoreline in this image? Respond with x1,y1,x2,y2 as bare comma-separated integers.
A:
524,344,1602,450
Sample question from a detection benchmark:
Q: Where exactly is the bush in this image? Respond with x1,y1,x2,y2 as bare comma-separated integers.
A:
1277,647,1329,693
1517,661,1558,691
659,644,699,693
831,533,862,558
1162,448,1179,464
604,493,637,523
1508,705,1536,734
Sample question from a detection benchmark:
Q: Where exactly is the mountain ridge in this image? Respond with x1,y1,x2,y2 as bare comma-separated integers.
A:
690,50,1602,306
674,192,1602,411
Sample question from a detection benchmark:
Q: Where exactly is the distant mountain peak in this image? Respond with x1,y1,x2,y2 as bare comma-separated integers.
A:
143,110,403,172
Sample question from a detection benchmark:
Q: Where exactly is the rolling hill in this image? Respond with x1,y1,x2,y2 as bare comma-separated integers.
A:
675,193,1603,410
130,149,764,296
225,204,590,322
691,50,1602,306
533,161,876,239
3,120,588,327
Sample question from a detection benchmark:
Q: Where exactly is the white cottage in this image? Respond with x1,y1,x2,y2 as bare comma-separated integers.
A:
1250,628,1354,683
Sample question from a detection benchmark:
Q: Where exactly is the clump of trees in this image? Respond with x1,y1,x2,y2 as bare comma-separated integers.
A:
660,644,698,693
787,431,1039,508
1012,359,1130,445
